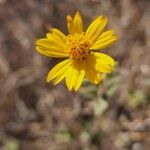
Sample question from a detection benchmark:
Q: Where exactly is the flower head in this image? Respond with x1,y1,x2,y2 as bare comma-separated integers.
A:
36,11,118,91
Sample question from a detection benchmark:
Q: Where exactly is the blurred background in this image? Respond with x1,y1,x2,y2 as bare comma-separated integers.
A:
0,0,150,150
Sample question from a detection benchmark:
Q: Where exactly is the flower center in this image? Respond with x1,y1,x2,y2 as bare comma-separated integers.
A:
66,33,91,60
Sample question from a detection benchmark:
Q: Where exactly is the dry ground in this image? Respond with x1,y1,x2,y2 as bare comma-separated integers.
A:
0,0,150,150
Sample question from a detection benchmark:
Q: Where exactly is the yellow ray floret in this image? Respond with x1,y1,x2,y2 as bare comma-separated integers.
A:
35,11,118,91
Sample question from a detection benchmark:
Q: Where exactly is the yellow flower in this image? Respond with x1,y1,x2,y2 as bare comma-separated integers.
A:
36,12,118,91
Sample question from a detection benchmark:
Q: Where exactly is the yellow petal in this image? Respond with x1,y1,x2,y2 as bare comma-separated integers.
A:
95,61,112,73
94,52,115,66
36,46,68,58
74,61,85,91
86,71,102,84
47,59,72,82
67,15,76,34
91,30,118,50
86,16,107,43
53,61,75,85
84,54,102,84
86,16,102,37
65,65,78,91
73,11,83,33
36,38,66,49
74,70,85,91
50,28,67,42
65,61,85,91
53,71,66,85
96,30,115,41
